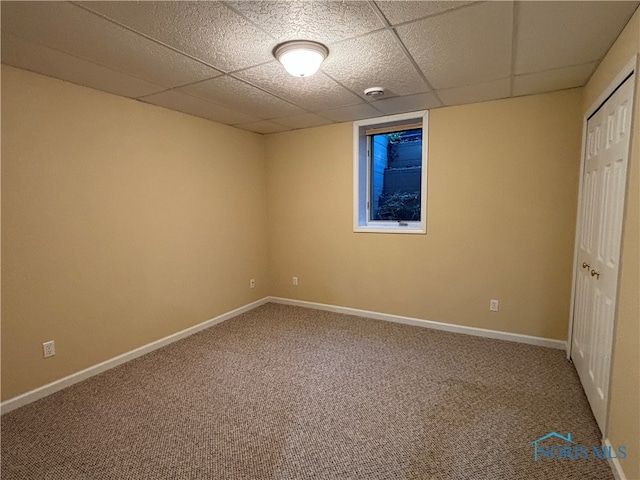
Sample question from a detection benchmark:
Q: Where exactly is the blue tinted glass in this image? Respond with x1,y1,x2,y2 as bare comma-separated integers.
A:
370,129,422,221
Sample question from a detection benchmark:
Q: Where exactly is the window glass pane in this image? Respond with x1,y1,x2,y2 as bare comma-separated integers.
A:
369,128,422,221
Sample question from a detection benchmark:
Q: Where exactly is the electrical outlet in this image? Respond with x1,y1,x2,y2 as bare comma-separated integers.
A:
43,340,56,358
249,278,256,288
490,299,499,312
292,276,298,286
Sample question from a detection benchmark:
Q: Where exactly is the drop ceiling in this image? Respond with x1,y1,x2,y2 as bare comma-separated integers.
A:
1,1,638,134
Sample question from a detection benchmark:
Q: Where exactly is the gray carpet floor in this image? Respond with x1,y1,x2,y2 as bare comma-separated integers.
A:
2,303,614,479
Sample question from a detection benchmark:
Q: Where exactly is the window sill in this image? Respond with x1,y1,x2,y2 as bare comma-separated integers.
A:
353,225,426,235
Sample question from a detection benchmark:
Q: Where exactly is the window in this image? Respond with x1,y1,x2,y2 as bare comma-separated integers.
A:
353,111,428,234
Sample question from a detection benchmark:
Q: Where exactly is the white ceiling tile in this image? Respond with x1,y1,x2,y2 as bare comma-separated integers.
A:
515,1,639,75
234,62,362,111
1,0,636,133
1,32,165,98
319,103,382,123
140,90,260,125
1,2,221,88
397,2,513,89
227,1,384,44
179,76,305,120
273,113,334,130
234,121,290,135
437,78,511,106
370,92,442,115
513,62,597,97
321,30,429,98
376,1,478,26
78,1,275,73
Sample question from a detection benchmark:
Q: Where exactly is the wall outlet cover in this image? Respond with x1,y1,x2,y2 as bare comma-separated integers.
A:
490,300,499,312
43,340,56,358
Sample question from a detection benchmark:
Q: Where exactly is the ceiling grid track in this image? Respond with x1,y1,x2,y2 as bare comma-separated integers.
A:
74,0,323,123
367,0,444,108
71,1,226,76
3,1,637,133
509,1,521,97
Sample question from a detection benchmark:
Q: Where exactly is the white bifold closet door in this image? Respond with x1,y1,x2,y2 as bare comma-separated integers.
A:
571,72,635,432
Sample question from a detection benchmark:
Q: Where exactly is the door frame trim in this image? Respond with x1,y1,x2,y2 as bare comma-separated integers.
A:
567,54,638,362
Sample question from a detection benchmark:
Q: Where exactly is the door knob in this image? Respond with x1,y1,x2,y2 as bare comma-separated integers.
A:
591,270,600,279
582,262,590,269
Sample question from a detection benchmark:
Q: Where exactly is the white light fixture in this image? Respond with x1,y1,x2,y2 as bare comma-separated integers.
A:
364,87,385,97
274,40,329,78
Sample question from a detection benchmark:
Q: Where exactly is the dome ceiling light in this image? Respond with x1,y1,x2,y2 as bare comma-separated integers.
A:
364,87,385,97
274,40,329,78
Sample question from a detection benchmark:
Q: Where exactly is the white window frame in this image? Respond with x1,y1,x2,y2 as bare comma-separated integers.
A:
353,110,428,234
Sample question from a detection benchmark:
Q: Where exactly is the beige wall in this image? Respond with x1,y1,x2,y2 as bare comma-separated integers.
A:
1,66,269,400
585,8,640,480
266,89,582,341
2,19,638,475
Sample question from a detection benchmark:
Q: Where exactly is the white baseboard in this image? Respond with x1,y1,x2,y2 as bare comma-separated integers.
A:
2,296,567,415
268,296,567,350
604,438,627,480
1,297,270,415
